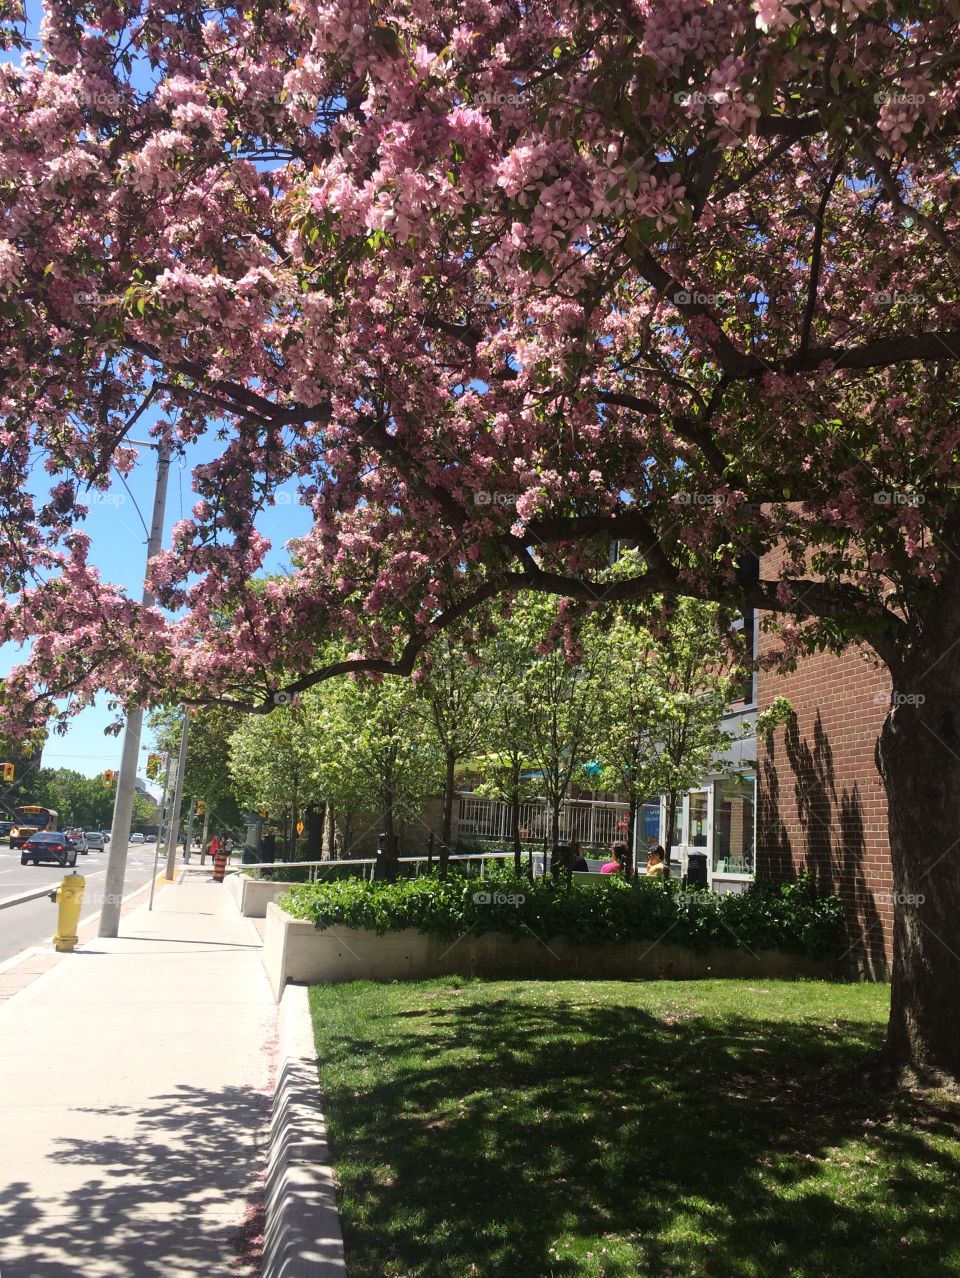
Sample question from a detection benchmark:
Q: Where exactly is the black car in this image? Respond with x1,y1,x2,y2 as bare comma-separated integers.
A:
22,831,77,867
0,820,12,839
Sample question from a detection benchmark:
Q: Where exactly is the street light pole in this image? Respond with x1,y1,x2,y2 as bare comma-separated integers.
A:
163,709,190,880
148,750,173,912
98,437,172,938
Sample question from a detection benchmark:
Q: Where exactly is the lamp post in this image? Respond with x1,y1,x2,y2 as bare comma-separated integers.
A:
98,437,171,938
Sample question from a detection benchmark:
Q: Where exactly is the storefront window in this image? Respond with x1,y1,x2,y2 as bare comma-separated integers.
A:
712,776,755,874
688,791,709,848
640,801,661,854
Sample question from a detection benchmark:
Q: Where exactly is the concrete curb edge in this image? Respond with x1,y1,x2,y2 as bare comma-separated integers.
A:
263,984,347,1278
0,884,55,911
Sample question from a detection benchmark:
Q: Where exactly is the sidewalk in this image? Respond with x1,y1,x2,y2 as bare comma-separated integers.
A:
0,879,278,1277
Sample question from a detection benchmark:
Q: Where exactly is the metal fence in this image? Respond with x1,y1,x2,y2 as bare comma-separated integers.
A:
456,793,635,851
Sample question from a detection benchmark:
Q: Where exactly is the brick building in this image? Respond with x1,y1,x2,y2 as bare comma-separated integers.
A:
756,638,894,978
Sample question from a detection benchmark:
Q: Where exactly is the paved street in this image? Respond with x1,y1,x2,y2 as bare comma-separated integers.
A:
0,843,165,963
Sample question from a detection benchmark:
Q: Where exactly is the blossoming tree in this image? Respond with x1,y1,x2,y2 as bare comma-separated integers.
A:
0,0,959,1074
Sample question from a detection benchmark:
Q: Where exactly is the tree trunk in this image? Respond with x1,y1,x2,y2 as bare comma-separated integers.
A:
879,681,960,1080
627,795,638,878
199,803,210,865
306,803,324,860
383,792,399,881
663,791,678,887
441,747,456,862
547,797,562,881
511,787,523,878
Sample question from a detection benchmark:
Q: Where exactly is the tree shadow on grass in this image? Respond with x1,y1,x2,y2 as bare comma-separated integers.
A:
0,1084,270,1277
312,986,960,1278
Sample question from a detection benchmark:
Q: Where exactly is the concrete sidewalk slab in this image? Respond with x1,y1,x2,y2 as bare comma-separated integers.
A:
0,881,277,1277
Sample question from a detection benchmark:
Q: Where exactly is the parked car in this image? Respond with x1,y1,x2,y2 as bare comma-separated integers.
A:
84,831,105,851
65,829,88,855
21,831,77,867
130,832,145,844
145,833,157,843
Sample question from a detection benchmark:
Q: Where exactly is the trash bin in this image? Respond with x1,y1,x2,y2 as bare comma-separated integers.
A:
686,851,709,888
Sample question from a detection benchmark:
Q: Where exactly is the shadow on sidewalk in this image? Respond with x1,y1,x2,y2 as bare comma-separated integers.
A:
1,1083,271,1277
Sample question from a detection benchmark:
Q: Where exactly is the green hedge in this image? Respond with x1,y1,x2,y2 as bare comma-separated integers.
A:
281,870,844,956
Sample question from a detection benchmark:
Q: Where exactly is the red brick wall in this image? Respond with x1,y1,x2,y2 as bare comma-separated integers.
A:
756,585,894,977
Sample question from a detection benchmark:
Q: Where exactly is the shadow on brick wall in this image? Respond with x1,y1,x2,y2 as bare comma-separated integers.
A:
758,712,889,979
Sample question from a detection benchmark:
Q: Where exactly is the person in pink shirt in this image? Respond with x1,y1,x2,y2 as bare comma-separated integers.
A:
600,846,625,875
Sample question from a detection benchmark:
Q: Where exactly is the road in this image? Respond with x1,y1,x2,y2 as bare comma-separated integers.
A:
0,842,166,963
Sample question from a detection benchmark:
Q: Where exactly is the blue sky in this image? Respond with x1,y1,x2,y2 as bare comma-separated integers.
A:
0,8,315,777
0,6,319,778
2,426,310,778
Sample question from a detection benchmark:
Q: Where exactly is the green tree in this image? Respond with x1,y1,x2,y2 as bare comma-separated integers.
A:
314,675,443,868
596,595,790,869
470,619,542,878
29,767,156,831
228,701,322,857
498,597,607,875
149,705,244,836
414,631,491,874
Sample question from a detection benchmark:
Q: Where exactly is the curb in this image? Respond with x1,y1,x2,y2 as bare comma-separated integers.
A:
0,884,56,911
264,984,347,1278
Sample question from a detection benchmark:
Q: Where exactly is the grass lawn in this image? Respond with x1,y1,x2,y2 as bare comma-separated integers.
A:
308,978,960,1278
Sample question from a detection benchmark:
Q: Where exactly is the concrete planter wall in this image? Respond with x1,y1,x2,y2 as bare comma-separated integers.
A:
230,875,295,918
261,903,837,999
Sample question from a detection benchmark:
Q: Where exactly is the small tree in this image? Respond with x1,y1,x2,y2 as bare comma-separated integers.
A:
149,704,244,838
596,595,790,868
499,597,607,875
314,675,443,867
228,700,322,857
471,616,542,877
414,631,490,874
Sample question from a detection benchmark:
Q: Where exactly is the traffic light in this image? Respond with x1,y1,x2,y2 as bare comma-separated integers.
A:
1,762,14,783
195,799,205,816
101,769,116,787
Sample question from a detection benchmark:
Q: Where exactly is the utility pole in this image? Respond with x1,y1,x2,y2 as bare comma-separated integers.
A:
163,709,190,880
148,751,173,912
183,797,196,865
199,801,211,865
99,437,172,938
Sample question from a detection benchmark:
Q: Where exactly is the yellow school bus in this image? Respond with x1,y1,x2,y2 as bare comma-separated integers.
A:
9,805,59,849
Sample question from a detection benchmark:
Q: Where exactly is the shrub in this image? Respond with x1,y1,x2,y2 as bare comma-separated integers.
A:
281,869,844,955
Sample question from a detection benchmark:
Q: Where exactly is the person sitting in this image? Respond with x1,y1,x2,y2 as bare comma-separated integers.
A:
645,846,668,880
570,841,589,872
600,846,625,875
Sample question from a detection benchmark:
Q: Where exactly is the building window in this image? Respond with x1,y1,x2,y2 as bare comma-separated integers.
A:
688,791,709,848
730,608,756,704
640,801,661,854
712,776,755,875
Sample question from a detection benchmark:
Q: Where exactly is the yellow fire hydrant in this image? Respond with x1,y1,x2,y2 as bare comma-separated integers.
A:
49,873,85,952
